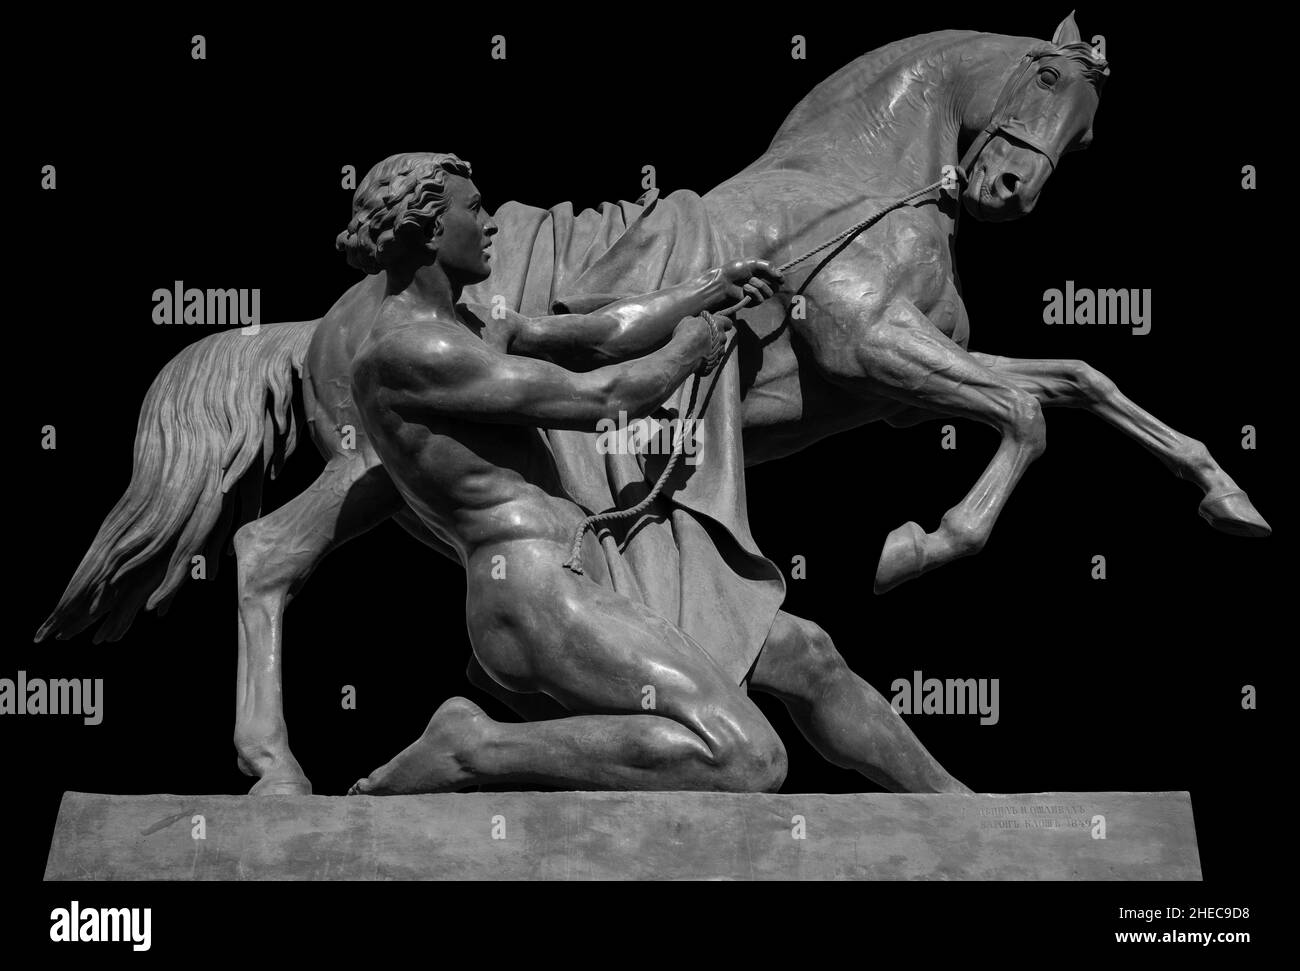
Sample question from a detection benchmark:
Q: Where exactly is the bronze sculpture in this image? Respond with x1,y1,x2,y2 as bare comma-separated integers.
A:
36,13,1268,801
337,152,976,797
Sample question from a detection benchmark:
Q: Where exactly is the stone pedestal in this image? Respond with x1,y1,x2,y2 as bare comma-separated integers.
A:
45,790,1200,880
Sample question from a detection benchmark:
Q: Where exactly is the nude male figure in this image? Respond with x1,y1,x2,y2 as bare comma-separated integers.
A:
343,152,970,795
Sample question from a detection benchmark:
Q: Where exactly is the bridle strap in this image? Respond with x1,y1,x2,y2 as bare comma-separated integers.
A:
958,52,1060,177
560,51,1069,577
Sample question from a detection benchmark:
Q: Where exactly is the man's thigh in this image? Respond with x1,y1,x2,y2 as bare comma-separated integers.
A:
467,539,769,733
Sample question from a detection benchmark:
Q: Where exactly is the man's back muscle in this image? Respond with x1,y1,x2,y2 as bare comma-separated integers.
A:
352,306,570,560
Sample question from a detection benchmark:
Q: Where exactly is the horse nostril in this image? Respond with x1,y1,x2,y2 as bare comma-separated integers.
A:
997,172,1021,197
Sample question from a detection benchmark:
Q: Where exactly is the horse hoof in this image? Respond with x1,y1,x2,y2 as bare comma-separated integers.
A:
874,521,927,593
248,776,312,797
1198,491,1271,538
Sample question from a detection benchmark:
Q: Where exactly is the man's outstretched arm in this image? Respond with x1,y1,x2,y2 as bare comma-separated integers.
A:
505,259,781,369
355,315,724,433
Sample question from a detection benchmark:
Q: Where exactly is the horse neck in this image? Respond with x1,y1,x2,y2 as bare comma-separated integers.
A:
759,31,1041,188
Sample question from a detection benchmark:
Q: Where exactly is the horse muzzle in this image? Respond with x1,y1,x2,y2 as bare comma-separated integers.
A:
962,134,1054,222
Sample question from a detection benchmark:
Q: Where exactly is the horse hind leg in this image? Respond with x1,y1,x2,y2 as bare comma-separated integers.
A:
234,454,402,795
970,353,1271,537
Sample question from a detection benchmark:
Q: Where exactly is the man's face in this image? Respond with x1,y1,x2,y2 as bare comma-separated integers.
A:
433,175,497,283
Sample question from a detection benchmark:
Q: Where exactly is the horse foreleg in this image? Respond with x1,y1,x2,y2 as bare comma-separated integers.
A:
809,296,1047,592
970,353,1270,537
234,455,402,794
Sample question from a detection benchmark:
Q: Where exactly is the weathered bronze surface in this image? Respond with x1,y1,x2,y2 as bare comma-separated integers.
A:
34,13,1262,841
45,790,1201,881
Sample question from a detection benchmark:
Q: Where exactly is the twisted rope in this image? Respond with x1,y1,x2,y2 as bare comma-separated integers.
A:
562,170,961,574
562,372,705,574
775,170,960,275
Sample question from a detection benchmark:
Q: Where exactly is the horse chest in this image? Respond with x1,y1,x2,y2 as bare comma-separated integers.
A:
818,216,966,344
736,305,897,464
881,217,954,312
926,276,970,347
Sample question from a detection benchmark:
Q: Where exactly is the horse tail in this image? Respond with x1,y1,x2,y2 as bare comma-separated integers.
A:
35,319,320,644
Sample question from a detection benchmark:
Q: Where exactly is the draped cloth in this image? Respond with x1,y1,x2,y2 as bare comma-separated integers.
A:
463,190,784,685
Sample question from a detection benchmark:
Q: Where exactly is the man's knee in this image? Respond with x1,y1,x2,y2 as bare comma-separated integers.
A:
707,712,788,793
792,619,846,689
749,730,789,792
761,614,849,700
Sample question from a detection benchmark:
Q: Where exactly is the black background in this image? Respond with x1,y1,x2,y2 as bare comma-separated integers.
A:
7,2,1283,943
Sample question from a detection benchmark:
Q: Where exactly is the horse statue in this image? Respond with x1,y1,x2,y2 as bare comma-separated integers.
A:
36,13,1269,795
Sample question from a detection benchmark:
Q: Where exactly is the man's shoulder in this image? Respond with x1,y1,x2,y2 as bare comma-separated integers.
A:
359,314,491,378
459,300,526,341
375,311,483,354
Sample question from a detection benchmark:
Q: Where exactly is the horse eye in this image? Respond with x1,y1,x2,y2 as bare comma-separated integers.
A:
1038,67,1060,87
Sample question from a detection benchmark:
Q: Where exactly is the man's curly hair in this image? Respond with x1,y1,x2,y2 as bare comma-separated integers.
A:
336,152,473,274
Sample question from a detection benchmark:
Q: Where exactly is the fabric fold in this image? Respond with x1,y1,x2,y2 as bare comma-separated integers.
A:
465,191,784,684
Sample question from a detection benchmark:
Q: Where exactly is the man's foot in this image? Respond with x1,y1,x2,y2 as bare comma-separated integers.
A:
900,766,975,796
348,697,491,796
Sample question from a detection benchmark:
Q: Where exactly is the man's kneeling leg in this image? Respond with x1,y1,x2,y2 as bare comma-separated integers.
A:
352,560,787,794
748,611,972,794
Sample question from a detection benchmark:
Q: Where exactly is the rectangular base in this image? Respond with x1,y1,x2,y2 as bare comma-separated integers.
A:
45,790,1201,880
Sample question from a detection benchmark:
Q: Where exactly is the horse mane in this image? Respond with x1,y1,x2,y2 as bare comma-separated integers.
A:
1054,41,1110,87
770,30,985,149
823,29,970,90
769,29,1108,155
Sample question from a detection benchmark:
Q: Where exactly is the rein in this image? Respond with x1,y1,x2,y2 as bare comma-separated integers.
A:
562,50,1053,575
561,172,958,575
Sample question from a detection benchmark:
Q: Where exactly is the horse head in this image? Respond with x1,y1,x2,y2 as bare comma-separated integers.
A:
961,12,1109,222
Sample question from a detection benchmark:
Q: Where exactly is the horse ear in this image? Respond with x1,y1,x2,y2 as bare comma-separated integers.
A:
1052,10,1082,46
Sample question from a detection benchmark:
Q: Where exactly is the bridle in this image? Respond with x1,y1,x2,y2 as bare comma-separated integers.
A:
560,48,1073,575
958,48,1065,177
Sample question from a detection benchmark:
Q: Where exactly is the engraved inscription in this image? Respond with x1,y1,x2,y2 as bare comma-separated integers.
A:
974,804,1091,831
